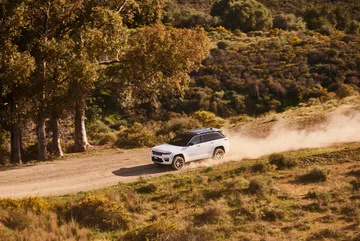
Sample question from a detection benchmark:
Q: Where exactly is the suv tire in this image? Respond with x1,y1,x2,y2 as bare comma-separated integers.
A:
171,156,185,170
213,148,225,160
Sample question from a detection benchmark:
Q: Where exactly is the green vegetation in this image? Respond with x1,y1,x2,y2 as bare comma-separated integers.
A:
0,0,360,164
1,143,360,240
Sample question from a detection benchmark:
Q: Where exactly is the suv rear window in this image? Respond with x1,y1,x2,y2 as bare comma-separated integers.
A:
202,132,224,142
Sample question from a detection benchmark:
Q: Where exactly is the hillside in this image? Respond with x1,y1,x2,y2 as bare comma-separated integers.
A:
1,98,360,240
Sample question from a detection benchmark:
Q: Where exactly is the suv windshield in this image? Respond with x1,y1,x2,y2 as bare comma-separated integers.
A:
168,132,195,146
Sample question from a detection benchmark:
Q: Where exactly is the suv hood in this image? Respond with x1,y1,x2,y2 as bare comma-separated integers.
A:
152,143,185,153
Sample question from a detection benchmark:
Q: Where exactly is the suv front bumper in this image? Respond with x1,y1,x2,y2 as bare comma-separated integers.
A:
151,153,174,165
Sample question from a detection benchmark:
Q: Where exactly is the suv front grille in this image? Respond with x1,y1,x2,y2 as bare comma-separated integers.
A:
152,151,163,156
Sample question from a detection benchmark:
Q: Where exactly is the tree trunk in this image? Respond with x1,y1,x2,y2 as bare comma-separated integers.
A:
38,114,47,161
51,116,64,157
74,101,89,152
10,123,22,164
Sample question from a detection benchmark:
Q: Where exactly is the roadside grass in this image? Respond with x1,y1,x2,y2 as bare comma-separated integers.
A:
1,142,360,240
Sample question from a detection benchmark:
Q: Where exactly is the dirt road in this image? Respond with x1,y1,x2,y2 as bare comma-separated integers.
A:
0,149,173,198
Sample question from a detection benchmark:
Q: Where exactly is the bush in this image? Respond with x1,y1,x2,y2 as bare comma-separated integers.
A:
248,177,274,196
273,14,306,31
261,207,285,221
299,167,330,183
192,110,225,128
122,218,178,241
336,84,358,99
98,132,117,145
0,226,15,241
157,114,202,136
0,196,50,214
194,199,228,225
269,153,297,170
136,183,158,194
115,123,157,148
72,195,131,231
1,209,30,230
217,41,230,50
250,161,272,173
211,0,273,32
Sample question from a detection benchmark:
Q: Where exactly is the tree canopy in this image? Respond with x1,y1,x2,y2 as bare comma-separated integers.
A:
211,0,273,32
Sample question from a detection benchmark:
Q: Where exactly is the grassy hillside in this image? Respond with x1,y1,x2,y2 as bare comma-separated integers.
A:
1,144,359,240
1,99,360,240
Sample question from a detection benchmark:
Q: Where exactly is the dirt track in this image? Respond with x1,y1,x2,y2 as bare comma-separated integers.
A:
0,149,174,198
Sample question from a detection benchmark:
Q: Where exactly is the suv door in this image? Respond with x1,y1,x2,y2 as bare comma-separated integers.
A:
201,132,225,158
184,135,205,161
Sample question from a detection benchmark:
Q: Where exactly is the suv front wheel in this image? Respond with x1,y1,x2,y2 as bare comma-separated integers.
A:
171,156,185,170
213,148,225,160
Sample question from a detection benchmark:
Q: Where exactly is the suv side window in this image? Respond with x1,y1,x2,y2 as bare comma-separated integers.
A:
210,132,224,140
189,135,201,145
202,132,224,142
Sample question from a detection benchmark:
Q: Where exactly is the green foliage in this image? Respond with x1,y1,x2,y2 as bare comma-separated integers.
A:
0,129,9,164
250,161,273,173
115,123,157,148
269,153,297,170
136,183,158,194
123,218,178,241
107,24,210,106
163,3,215,29
194,199,229,225
346,20,360,34
72,195,131,231
248,177,274,196
299,167,330,183
0,196,50,214
273,14,306,31
211,0,273,32
192,110,226,128
336,84,358,99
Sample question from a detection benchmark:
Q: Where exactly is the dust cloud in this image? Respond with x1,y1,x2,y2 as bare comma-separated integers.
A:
186,108,360,169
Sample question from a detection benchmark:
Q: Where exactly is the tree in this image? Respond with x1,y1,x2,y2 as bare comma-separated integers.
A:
211,0,273,32
13,0,127,158
0,1,35,164
102,24,210,119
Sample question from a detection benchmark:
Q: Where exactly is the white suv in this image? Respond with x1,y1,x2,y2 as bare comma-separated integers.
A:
151,128,229,170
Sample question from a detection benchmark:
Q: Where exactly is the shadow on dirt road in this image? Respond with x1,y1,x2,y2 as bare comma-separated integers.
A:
112,164,172,177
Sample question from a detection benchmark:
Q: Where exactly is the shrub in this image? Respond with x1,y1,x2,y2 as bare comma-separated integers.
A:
269,153,297,170
299,167,330,183
122,218,178,241
192,110,225,128
194,199,228,225
211,0,273,32
0,196,50,214
250,161,272,173
0,226,15,241
2,210,30,230
115,123,157,148
336,84,358,99
136,183,158,194
261,207,285,221
217,41,230,50
248,177,274,196
273,14,306,31
157,114,202,136
98,132,117,145
72,195,131,231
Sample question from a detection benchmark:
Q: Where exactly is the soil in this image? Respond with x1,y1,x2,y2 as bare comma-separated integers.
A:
0,148,173,198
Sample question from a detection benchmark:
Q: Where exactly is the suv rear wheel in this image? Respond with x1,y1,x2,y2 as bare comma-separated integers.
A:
213,148,225,160
171,156,185,170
